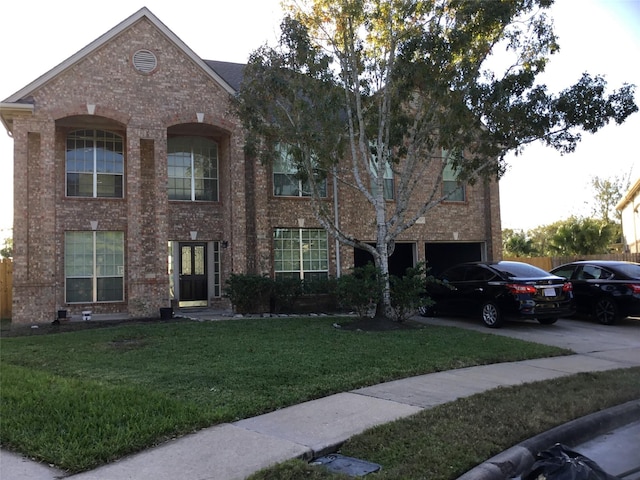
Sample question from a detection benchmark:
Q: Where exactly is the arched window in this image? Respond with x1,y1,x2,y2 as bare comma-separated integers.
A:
168,136,218,201
66,129,124,198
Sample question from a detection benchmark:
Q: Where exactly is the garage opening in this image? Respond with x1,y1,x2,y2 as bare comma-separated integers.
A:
353,243,415,277
425,242,484,276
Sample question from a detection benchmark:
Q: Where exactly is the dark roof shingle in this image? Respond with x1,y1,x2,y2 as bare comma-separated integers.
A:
204,60,245,92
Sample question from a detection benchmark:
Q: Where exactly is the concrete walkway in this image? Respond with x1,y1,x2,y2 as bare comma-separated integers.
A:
2,314,639,480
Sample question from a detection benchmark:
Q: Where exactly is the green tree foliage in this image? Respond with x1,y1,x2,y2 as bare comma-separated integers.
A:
527,217,615,256
502,229,537,257
0,237,11,259
548,217,616,255
590,174,630,223
235,0,637,318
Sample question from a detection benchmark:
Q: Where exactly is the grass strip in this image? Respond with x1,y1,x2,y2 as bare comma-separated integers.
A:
248,367,640,480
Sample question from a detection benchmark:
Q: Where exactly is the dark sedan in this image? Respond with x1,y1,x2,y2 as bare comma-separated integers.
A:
420,261,575,328
550,260,640,325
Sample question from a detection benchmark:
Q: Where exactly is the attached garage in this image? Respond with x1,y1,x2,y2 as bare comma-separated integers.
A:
353,243,416,277
425,242,484,276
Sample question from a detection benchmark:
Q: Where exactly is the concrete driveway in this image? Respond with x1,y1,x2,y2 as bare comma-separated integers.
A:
414,314,640,357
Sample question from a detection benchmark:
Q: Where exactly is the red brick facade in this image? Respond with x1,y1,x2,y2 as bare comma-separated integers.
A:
1,8,502,324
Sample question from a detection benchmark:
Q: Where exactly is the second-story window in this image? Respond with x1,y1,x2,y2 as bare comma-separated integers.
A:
66,129,124,198
168,136,218,201
369,158,394,200
273,144,327,197
369,145,394,200
442,148,466,202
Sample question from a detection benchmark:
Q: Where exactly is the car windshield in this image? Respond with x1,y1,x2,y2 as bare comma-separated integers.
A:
615,263,640,279
493,262,552,278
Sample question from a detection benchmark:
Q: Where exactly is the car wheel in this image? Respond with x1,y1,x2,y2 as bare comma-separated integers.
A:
418,305,435,317
481,302,502,328
537,318,558,325
594,298,619,325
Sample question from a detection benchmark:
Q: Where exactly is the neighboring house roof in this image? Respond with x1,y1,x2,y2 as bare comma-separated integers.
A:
616,177,640,211
0,7,243,135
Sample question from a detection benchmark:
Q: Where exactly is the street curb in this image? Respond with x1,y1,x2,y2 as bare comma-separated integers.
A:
456,399,640,480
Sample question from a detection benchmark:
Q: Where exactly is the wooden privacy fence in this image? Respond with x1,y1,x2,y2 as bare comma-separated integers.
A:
503,253,640,271
0,258,12,319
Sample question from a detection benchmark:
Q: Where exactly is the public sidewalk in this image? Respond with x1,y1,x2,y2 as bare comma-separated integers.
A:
1,314,639,480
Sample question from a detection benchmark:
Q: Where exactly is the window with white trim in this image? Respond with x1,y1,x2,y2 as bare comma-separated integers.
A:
168,136,219,201
273,144,327,197
274,228,328,281
66,129,124,198
442,148,466,202
65,231,125,303
369,158,394,200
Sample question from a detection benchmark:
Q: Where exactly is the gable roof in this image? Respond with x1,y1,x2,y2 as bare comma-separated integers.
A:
0,7,245,134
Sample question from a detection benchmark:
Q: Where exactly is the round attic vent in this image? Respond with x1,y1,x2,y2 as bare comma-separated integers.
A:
132,49,157,74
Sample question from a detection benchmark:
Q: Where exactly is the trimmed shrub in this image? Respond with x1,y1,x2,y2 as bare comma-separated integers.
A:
271,278,304,313
336,263,384,318
390,263,429,322
224,274,273,314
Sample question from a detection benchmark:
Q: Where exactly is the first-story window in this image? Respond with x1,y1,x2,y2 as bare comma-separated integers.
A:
442,148,466,202
65,231,124,303
274,228,328,281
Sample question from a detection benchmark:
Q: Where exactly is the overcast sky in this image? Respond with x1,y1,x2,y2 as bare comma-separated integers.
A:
1,0,638,237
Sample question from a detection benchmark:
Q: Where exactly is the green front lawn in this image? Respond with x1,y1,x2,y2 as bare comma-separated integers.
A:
1,317,569,473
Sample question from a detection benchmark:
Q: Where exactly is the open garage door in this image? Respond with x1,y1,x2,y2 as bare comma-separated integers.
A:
353,243,415,277
425,242,484,276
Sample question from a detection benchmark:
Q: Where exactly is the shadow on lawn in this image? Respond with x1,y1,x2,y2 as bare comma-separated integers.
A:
0,317,188,338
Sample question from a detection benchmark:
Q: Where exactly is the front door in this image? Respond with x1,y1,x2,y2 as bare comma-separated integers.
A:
179,242,208,305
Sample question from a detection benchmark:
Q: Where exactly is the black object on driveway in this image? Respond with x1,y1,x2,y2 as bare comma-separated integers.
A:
551,260,640,325
420,261,575,328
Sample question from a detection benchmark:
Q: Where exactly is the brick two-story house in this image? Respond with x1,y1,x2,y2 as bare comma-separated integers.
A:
0,8,502,324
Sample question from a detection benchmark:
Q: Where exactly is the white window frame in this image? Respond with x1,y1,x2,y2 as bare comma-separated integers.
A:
168,136,219,201
442,148,466,202
369,157,394,200
66,129,124,198
274,228,329,281
65,231,125,303
273,144,327,197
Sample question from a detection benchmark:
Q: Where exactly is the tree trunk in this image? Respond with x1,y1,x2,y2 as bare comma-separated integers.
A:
375,222,394,320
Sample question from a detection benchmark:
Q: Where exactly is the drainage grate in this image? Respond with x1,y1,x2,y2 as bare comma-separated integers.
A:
311,454,381,477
